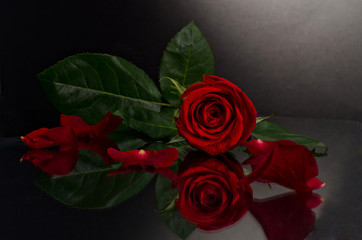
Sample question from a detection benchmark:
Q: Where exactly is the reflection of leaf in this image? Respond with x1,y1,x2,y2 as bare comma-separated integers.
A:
107,132,148,151
35,149,154,209
21,148,78,175
159,22,214,104
168,135,186,144
38,53,169,125
155,175,196,240
251,121,328,153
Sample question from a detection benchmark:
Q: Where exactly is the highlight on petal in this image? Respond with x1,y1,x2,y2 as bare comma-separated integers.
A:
243,140,324,192
21,147,79,175
107,147,178,168
247,192,323,240
60,112,122,139
21,127,77,149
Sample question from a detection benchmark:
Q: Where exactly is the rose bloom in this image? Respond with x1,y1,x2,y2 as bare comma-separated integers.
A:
175,75,257,155
173,151,252,230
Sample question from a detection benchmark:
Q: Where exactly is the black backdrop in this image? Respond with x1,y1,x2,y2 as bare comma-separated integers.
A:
1,0,361,137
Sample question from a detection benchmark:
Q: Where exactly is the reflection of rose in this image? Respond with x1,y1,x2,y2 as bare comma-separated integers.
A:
175,75,256,156
247,192,323,240
173,151,252,230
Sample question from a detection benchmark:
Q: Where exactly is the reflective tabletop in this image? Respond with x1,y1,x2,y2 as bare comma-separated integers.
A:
1,117,361,240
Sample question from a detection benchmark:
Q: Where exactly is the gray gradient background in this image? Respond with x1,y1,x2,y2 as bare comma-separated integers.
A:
170,0,362,121
0,0,361,137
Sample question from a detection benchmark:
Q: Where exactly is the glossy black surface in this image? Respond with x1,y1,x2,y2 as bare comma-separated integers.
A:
1,117,361,239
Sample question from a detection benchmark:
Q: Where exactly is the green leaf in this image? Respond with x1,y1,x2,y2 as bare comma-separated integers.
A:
251,121,328,152
155,175,196,239
35,149,154,209
243,168,251,176
311,148,328,157
115,107,177,139
38,53,173,125
168,135,186,144
256,114,275,124
160,77,187,96
159,22,215,104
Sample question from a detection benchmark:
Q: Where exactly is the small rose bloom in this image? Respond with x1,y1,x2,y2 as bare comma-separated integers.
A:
173,151,252,231
242,140,324,192
175,75,257,156
21,127,77,149
60,112,122,139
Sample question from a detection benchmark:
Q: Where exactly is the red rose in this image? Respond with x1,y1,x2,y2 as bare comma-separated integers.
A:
175,75,257,155
242,140,325,192
173,151,252,230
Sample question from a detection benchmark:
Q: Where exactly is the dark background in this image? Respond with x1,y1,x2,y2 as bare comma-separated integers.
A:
1,0,361,137
1,1,361,239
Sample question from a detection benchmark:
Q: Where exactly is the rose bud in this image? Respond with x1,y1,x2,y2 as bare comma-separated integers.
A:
21,127,77,149
60,112,122,139
247,192,323,240
242,140,325,192
173,151,252,231
20,146,79,175
175,75,257,155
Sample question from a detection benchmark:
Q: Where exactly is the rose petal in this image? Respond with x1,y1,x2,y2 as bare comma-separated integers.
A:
107,147,178,168
243,140,324,191
21,127,77,149
60,112,122,139
21,148,78,175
